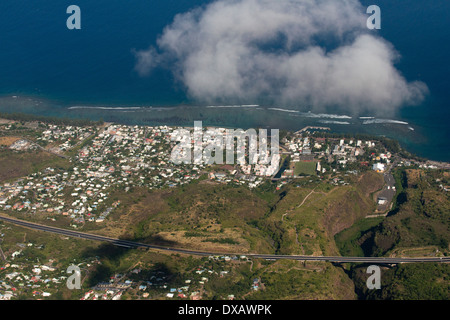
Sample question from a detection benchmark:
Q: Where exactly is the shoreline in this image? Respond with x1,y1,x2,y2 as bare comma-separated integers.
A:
0,95,448,163
1,113,450,169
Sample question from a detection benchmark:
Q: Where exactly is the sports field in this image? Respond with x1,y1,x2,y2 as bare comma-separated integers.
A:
294,161,317,176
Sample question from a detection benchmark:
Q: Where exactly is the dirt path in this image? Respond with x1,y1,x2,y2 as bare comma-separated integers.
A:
281,188,317,222
296,189,316,208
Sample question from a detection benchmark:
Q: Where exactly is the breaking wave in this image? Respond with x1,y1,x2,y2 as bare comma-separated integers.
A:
319,120,351,125
301,112,352,119
206,105,259,108
267,108,300,113
362,119,409,125
68,106,151,110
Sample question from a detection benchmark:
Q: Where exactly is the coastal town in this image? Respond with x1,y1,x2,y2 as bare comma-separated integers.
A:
1,119,449,226
0,117,449,300
1,0,449,305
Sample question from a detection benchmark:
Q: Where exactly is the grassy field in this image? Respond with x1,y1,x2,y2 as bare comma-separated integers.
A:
83,170,382,259
0,149,71,183
0,136,20,146
294,161,317,176
92,183,276,254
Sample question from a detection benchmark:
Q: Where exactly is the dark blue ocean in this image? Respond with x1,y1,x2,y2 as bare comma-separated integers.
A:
0,0,449,161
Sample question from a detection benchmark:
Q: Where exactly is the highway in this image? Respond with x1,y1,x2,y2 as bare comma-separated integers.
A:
0,215,448,264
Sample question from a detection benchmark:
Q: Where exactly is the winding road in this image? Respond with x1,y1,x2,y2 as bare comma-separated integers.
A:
0,215,448,264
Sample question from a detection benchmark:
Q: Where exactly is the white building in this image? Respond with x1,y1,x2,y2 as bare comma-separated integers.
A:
372,163,385,172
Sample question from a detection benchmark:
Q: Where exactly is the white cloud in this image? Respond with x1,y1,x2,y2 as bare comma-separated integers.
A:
133,0,428,115
132,47,160,77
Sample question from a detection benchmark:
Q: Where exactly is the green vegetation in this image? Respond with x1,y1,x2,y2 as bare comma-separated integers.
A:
0,221,98,300
249,260,355,300
335,217,384,257
334,168,449,259
0,112,103,127
0,118,448,300
367,169,449,256
351,263,450,300
294,161,317,176
0,149,71,183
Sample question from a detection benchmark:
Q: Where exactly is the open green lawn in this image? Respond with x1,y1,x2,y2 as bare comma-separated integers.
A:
294,161,317,176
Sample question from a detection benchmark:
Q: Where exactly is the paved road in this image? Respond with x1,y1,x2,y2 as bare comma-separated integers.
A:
375,161,397,213
0,215,448,264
